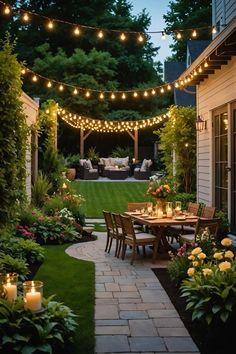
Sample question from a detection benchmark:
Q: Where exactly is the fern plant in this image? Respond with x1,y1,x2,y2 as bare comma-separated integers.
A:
31,171,52,207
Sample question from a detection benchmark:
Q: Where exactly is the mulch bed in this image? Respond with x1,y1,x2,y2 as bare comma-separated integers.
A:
152,268,235,354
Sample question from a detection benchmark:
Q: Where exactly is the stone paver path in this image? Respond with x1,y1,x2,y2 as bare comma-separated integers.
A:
66,232,200,354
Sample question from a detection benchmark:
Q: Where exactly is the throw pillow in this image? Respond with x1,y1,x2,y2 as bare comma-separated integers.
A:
83,161,90,169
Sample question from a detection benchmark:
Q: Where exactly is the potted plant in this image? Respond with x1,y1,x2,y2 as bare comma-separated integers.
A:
64,154,80,180
86,147,100,167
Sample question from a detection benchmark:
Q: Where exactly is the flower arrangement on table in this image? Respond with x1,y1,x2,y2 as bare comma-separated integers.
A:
146,175,176,199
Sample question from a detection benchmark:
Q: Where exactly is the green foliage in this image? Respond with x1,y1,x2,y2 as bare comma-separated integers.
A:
86,147,100,163
180,238,236,324
0,35,28,226
64,153,81,168
16,207,43,227
168,192,196,210
215,210,230,239
0,254,28,281
43,194,85,225
164,0,212,61
167,253,191,286
31,171,52,208
0,233,45,264
0,296,78,353
41,144,64,194
111,146,134,159
155,106,196,193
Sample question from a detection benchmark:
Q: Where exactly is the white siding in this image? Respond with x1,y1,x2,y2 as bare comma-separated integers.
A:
21,93,39,200
213,0,236,30
197,56,236,205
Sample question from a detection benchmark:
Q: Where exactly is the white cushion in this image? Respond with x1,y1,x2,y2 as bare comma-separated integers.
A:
89,168,97,173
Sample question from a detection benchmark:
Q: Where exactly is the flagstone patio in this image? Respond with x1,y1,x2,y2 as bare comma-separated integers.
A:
66,232,200,354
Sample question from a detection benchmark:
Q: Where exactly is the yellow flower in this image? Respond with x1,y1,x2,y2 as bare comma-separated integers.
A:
218,261,231,272
202,268,213,276
213,252,223,260
221,238,232,247
197,252,206,260
187,267,195,276
191,247,202,255
224,250,234,259
188,255,195,261
192,261,199,267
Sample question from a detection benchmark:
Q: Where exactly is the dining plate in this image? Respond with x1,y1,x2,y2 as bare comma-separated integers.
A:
146,216,157,220
140,214,149,217
130,211,142,215
175,216,186,221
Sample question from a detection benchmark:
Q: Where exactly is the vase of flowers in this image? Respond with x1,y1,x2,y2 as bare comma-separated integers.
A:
146,175,176,210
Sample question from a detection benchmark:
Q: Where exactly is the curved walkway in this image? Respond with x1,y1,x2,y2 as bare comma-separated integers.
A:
66,232,200,354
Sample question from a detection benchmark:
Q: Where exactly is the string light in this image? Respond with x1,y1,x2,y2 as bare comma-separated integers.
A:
22,12,29,22
0,0,219,43
56,106,169,133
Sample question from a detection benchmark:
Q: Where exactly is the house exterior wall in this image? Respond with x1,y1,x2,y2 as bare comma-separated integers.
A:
197,56,236,209
21,92,39,200
212,0,236,30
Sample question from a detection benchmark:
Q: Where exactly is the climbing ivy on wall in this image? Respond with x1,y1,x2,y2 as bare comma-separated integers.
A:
0,34,28,225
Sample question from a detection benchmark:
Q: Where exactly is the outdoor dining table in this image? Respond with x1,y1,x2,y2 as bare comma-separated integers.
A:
124,211,199,254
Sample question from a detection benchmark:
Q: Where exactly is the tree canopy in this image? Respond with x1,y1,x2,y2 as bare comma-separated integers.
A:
164,0,212,61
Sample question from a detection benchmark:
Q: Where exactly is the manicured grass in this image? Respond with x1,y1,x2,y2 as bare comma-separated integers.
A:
35,244,95,354
72,181,150,217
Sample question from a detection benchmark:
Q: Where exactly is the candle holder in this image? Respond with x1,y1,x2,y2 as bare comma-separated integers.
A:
175,201,182,215
23,280,43,312
0,273,18,302
166,202,173,218
147,202,153,215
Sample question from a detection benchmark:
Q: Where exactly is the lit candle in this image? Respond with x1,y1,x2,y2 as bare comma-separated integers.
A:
25,286,42,312
166,208,173,218
3,281,17,302
132,158,135,163
157,209,163,219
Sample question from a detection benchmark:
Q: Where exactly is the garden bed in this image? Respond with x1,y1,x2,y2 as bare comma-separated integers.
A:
152,268,235,354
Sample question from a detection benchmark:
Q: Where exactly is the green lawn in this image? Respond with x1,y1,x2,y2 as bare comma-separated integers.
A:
71,181,150,217
36,244,95,354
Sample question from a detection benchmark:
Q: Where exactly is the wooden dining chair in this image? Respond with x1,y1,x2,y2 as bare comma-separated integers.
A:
168,202,201,242
120,214,158,265
179,217,220,246
111,212,124,258
201,206,216,218
127,202,150,211
103,210,116,253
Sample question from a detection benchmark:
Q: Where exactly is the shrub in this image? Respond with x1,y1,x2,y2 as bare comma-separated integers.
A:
180,237,236,324
111,146,133,160
16,207,43,227
0,296,78,353
0,254,28,281
43,195,64,216
31,171,52,207
15,239,45,264
167,244,191,285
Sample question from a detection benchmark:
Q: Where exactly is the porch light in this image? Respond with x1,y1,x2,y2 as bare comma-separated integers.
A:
196,115,206,132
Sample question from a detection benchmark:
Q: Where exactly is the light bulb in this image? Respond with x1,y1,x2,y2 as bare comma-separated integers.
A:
74,27,80,36
22,13,29,22
151,89,156,95
59,84,64,91
47,21,54,29
192,30,197,38
97,30,104,39
212,26,217,34
4,6,11,15
21,68,26,74
133,92,138,97
121,93,126,99
176,32,182,39
32,75,37,82
120,33,126,41
85,91,90,98
144,91,148,97
99,93,104,99
204,61,209,68
47,81,52,88
161,31,166,40
111,93,115,100
138,34,144,43
73,88,78,95
167,84,171,90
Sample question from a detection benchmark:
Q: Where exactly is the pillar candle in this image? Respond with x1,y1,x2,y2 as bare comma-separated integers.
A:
25,288,42,312
157,210,163,219
3,282,17,302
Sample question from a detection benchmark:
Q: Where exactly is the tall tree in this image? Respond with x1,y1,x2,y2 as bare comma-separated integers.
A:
164,0,212,61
